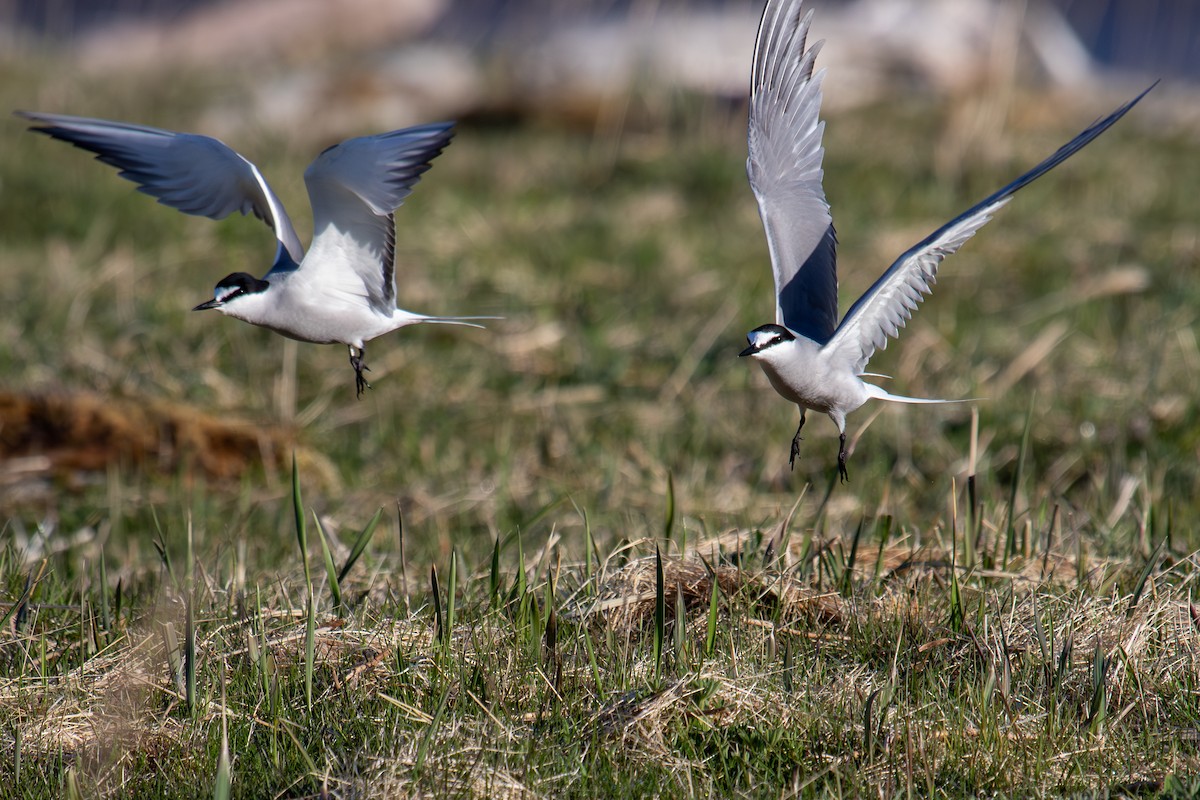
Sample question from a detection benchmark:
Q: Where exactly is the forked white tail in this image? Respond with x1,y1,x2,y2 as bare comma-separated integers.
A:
863,383,974,405
417,315,501,330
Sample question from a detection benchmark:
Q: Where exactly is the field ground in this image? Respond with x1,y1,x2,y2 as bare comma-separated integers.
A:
2,55,1200,797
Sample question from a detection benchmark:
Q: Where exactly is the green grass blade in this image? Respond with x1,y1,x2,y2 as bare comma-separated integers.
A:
663,472,676,544
1005,395,1035,566
98,548,111,639
1030,594,1050,686
653,545,665,680
544,599,560,692
0,561,45,633
185,516,196,714
872,515,892,589
583,622,603,694
782,638,794,693
304,585,315,712
446,552,458,647
1055,632,1074,689
431,565,444,644
152,535,175,589
863,687,883,758
213,743,231,800
526,593,543,662
312,513,342,614
516,535,527,600
291,453,310,586
415,682,452,773
162,622,183,695
1088,639,1108,733
840,517,866,596
489,536,502,609
13,719,20,784
252,586,270,698
583,508,594,589
337,508,382,585
396,500,409,610
1126,536,1165,618
114,577,123,632
279,724,318,775
948,555,964,633
705,566,720,659
673,582,686,668
213,666,231,800
513,495,567,537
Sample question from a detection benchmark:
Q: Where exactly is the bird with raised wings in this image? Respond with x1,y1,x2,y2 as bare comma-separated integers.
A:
18,112,490,398
738,0,1153,482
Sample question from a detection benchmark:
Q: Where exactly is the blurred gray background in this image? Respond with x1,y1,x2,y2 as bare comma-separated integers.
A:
3,0,1196,78
3,0,1193,146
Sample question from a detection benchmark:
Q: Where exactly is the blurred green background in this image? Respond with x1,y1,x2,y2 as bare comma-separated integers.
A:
1,0,1198,573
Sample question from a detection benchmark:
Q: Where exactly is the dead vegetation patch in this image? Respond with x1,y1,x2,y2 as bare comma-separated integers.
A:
3,540,1198,797
0,390,335,500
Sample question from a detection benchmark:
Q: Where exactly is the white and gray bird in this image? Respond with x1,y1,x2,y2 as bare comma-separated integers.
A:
738,0,1153,482
18,111,489,397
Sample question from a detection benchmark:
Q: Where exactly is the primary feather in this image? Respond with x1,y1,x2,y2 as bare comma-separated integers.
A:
16,111,305,269
823,84,1156,375
747,1,838,343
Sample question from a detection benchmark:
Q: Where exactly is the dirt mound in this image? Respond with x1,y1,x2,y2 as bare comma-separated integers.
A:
0,389,296,483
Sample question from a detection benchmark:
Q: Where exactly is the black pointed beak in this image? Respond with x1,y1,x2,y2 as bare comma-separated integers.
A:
193,299,222,311
738,344,757,357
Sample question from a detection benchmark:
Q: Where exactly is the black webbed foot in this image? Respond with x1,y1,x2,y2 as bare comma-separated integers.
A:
837,432,849,484
349,347,372,399
788,412,807,471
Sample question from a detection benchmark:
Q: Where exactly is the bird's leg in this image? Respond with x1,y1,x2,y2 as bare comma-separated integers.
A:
789,408,807,470
349,345,372,398
837,432,849,484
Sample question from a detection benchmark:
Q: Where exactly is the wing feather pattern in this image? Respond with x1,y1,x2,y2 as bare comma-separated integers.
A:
748,0,838,343
16,111,304,267
824,83,1156,374
302,123,454,314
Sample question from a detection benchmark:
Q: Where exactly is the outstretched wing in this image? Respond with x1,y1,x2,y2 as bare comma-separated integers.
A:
16,111,304,267
823,83,1156,374
748,0,838,343
301,122,454,314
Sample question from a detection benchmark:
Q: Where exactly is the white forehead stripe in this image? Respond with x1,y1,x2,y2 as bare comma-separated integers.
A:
214,285,240,303
748,329,780,349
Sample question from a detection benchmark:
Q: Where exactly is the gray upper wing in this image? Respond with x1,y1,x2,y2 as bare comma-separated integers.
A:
302,122,454,314
16,111,304,265
823,83,1156,375
747,0,838,343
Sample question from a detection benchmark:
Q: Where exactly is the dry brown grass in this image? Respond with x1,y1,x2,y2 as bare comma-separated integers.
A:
4,530,1198,797
0,389,342,492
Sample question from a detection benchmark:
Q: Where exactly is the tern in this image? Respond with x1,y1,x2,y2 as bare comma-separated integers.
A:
18,111,489,397
737,0,1153,482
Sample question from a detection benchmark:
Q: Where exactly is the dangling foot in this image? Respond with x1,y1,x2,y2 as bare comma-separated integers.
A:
837,432,849,484
788,411,807,471
349,346,372,399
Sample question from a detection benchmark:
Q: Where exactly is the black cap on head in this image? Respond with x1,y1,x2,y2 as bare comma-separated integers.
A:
193,272,269,311
739,323,795,357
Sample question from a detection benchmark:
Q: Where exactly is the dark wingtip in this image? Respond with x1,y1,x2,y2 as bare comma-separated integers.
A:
14,110,50,132
1121,80,1159,113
